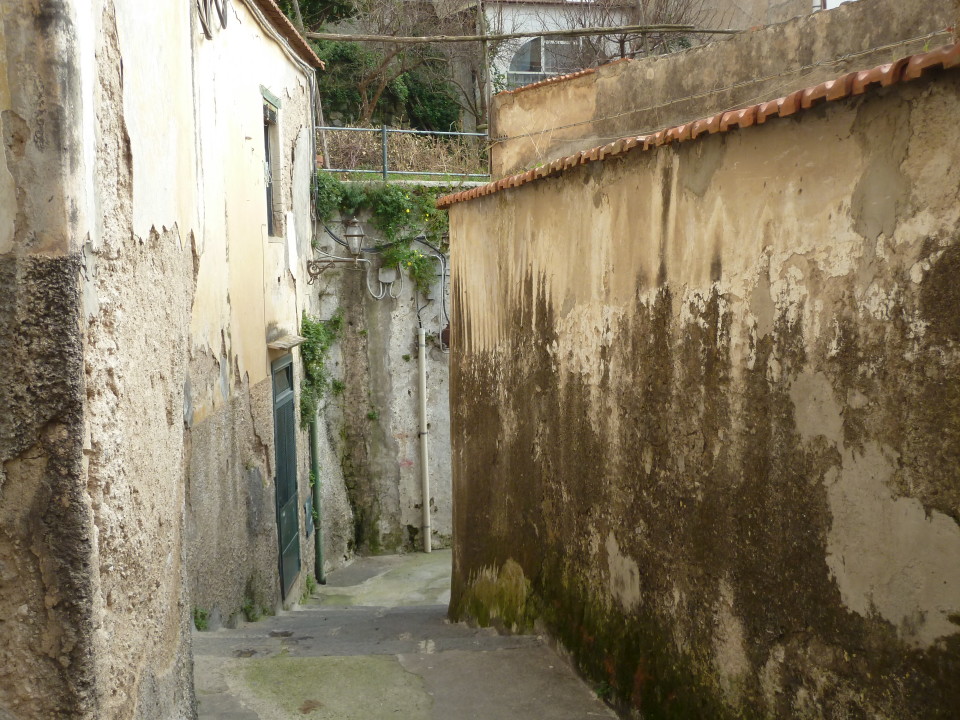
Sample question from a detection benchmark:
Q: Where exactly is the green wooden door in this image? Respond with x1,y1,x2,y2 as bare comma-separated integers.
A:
272,355,300,599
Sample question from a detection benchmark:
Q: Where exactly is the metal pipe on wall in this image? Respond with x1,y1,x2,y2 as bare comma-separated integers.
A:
417,327,432,553
309,420,327,584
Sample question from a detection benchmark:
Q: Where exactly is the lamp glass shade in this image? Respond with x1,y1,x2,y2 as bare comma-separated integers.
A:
344,218,365,255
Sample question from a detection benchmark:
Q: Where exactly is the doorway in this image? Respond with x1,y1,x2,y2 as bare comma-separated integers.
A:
272,354,300,599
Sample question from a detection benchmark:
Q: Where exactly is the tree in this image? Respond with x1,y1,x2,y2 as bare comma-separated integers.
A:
280,0,478,128
488,0,721,92
277,0,357,30
552,0,717,62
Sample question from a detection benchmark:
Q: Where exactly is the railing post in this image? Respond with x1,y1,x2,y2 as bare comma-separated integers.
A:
381,124,388,181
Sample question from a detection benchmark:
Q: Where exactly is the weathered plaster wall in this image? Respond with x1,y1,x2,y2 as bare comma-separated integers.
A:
712,0,810,29
164,0,321,621
316,215,453,556
78,4,197,715
490,0,955,176
449,70,960,717
1,1,102,716
2,0,324,716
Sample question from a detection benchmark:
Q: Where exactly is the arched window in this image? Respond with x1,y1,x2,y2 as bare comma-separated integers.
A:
509,38,543,75
507,37,584,89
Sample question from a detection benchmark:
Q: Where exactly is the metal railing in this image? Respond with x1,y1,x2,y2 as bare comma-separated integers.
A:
316,125,490,180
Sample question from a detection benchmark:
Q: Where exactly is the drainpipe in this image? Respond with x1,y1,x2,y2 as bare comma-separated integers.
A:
309,419,327,584
417,327,432,552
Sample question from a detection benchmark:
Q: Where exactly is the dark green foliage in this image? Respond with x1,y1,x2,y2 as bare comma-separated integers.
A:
300,309,344,423
193,607,209,631
277,0,356,29
312,41,461,130
339,182,369,218
241,595,262,623
315,171,343,223
405,69,461,132
380,243,437,295
314,175,450,246
367,184,412,241
314,41,378,123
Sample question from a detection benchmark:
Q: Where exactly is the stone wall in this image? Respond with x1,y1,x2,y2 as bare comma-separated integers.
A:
490,0,956,176
2,1,119,716
1,0,326,716
318,211,453,556
447,48,960,720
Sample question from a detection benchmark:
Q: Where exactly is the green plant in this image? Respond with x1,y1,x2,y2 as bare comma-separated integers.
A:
339,181,369,218
367,183,414,241
312,40,463,128
313,175,451,246
312,177,449,295
314,170,344,223
242,595,262,623
595,681,613,701
301,574,318,603
331,378,346,395
300,309,344,424
193,607,209,631
405,68,461,132
402,354,411,362
380,243,437,295
366,408,380,421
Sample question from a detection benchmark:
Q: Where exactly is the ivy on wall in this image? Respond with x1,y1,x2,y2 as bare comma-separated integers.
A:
299,309,344,424
314,173,450,294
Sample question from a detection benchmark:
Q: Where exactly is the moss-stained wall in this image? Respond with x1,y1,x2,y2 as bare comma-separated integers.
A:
449,71,960,718
1,1,106,716
321,209,453,557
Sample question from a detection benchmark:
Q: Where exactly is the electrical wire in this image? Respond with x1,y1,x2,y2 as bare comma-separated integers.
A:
366,270,387,300
322,222,406,254
413,236,451,352
388,272,404,299
318,226,451,334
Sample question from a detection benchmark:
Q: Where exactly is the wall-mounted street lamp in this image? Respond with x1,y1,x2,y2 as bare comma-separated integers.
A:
307,218,369,284
343,218,365,256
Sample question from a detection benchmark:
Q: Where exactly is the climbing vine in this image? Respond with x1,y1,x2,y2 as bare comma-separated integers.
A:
316,173,449,243
380,243,436,294
299,309,344,424
314,173,451,294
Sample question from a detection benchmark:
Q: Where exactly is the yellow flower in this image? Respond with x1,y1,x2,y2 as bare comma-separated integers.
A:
405,208,410,213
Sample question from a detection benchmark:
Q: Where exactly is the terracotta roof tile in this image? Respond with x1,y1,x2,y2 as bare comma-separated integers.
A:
904,42,960,80
249,0,325,68
437,42,960,209
496,58,632,97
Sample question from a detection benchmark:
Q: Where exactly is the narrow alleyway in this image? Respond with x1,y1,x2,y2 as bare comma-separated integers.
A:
193,551,616,719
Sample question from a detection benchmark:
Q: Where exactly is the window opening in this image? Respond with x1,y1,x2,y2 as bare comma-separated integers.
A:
263,99,279,237
507,37,587,89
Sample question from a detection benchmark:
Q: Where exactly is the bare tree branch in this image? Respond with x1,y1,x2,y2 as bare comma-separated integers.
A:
305,24,737,45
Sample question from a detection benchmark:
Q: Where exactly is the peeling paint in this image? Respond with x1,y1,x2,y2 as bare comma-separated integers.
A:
449,59,960,720
826,443,960,647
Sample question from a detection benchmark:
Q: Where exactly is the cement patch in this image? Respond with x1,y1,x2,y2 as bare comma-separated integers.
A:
826,443,960,647
236,655,431,720
400,647,616,719
310,551,452,607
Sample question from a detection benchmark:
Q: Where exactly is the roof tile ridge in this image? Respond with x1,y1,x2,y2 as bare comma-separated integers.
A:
436,42,960,209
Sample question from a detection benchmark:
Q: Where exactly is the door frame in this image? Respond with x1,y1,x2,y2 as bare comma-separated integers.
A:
271,353,301,600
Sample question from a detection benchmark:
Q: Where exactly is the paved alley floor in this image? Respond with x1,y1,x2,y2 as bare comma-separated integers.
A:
193,550,617,719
